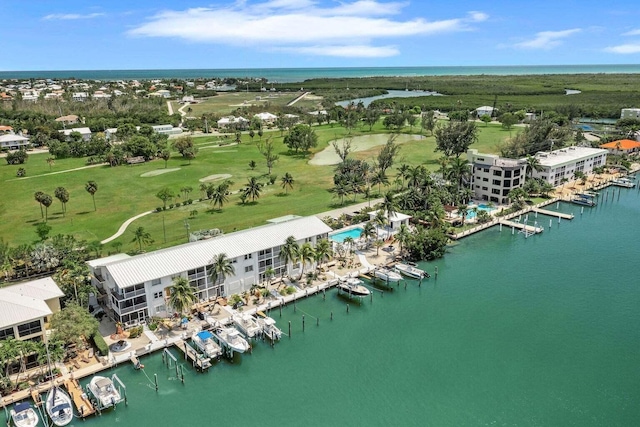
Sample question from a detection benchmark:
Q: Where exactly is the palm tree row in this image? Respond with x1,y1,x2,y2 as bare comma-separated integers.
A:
280,236,333,280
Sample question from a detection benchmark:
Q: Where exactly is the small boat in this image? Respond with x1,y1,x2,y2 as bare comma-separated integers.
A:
373,267,402,283
10,402,39,427
45,386,74,426
233,313,262,339
110,339,131,353
213,327,250,353
337,277,371,297
571,196,596,206
611,177,636,188
394,263,429,279
86,375,123,410
191,330,222,358
577,191,598,199
255,315,282,341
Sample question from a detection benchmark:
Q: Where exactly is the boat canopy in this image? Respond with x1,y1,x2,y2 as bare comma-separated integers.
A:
196,330,213,340
14,402,31,412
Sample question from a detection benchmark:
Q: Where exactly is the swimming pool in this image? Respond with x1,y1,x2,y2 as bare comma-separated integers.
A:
329,227,364,243
466,203,496,219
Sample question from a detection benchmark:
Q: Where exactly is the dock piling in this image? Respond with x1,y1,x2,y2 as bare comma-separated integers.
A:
331,311,333,320
288,321,291,337
346,304,350,314
302,315,305,332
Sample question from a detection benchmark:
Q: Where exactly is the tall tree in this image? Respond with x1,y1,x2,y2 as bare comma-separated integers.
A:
85,180,98,211
434,120,478,157
41,193,53,222
131,226,153,252
211,184,228,210
280,236,300,277
377,135,401,173
313,239,332,269
244,177,263,202
421,111,436,136
168,276,196,316
283,124,318,153
156,187,175,209
525,154,543,179
54,186,69,215
257,138,279,174
281,172,295,194
34,191,45,218
297,242,315,280
209,253,235,285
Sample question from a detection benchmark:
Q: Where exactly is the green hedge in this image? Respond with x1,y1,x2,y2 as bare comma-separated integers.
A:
92,333,109,356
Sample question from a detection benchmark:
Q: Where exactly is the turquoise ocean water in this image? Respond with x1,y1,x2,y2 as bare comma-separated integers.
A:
15,183,637,426
2,64,640,82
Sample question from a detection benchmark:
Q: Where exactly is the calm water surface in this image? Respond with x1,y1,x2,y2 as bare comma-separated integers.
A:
13,184,640,426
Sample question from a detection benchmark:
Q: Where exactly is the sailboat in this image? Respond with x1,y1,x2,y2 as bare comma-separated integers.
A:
44,343,74,426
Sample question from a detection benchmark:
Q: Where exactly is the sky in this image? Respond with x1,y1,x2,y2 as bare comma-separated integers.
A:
2,0,640,70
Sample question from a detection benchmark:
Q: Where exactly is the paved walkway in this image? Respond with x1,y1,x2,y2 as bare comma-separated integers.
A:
316,198,383,219
100,210,155,244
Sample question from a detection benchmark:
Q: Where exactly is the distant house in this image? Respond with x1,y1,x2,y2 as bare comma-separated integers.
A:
217,116,249,131
105,128,119,141
599,139,640,155
0,134,29,150
0,277,64,343
156,89,171,98
620,108,640,120
59,127,92,142
253,112,278,125
1,92,13,102
0,125,14,134
93,90,111,99
475,106,495,117
151,124,183,136
55,114,80,125
72,92,89,102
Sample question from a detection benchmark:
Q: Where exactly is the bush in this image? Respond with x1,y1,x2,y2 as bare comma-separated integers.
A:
128,325,143,338
169,203,174,209
187,199,193,204
156,207,163,212
16,167,26,177
92,333,109,356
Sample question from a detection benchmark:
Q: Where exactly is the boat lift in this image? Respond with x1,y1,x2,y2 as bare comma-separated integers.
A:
162,348,185,383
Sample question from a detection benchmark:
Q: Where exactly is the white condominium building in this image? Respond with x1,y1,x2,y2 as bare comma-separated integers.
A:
529,146,607,186
467,149,527,205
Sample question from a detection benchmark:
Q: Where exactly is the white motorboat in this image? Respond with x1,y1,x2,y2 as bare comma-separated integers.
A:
86,375,123,410
192,330,222,358
394,263,429,279
611,177,636,188
213,327,250,353
255,315,282,341
46,385,74,426
233,313,262,339
373,267,402,283
337,277,371,297
10,402,39,427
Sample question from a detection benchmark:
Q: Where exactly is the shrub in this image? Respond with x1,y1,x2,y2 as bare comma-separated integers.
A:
16,167,26,177
128,325,143,338
169,203,174,209
92,333,109,356
156,207,163,212
188,199,193,204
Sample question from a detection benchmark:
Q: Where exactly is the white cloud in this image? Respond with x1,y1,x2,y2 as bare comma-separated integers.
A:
514,29,581,50
128,1,488,58
43,12,105,20
622,29,640,36
605,43,640,54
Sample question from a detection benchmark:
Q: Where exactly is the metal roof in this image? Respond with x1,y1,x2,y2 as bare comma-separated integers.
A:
105,216,332,289
86,253,131,268
0,291,53,329
1,276,64,301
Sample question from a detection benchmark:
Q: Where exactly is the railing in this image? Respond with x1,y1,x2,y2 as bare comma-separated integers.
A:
111,287,146,301
118,301,148,315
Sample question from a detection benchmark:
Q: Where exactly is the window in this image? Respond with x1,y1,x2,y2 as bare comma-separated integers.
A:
154,304,166,314
493,170,502,176
513,178,520,186
491,189,500,195
151,278,161,286
17,320,42,337
492,179,501,186
503,179,511,187
244,254,252,260
504,170,512,178
0,327,14,340
502,189,510,196
482,177,489,182
514,169,521,177
153,291,163,299
484,168,490,173
245,265,254,273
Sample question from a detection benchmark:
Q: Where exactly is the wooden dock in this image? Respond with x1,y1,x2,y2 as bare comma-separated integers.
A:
30,389,43,407
531,207,574,220
173,339,211,371
500,219,544,234
63,377,95,418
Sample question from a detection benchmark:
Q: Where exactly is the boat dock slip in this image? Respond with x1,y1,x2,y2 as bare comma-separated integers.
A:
531,208,574,220
174,339,211,372
63,377,95,417
30,389,43,407
499,219,544,234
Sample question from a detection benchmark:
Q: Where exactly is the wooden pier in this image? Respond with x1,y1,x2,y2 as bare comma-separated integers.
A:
531,207,574,220
63,377,95,418
174,340,211,372
30,389,43,407
499,219,544,235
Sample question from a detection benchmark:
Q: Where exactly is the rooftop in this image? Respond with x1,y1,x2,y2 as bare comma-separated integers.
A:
532,146,607,167
600,139,640,150
0,277,63,328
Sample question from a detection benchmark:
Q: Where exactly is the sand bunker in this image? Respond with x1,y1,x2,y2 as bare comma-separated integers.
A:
309,134,424,166
140,168,181,177
199,173,232,183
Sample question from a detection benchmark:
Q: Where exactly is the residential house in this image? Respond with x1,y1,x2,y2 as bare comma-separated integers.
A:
151,124,183,136
0,277,64,344
253,112,278,126
475,106,495,117
87,216,332,327
55,114,80,125
217,116,249,131
620,108,640,120
599,139,640,155
0,134,30,150
72,92,89,102
528,146,607,186
467,149,527,204
0,125,14,134
59,127,92,142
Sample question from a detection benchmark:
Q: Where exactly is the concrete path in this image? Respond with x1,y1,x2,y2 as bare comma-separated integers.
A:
167,100,174,115
100,210,155,244
286,91,310,106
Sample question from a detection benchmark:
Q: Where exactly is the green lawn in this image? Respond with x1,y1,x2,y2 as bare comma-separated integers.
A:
0,120,520,253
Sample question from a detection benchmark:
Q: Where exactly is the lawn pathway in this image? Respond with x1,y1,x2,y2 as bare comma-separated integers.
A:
100,210,155,244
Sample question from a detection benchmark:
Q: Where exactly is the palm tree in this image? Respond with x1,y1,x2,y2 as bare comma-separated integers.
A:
244,177,262,202
457,204,469,226
264,267,276,285
380,191,398,220
46,157,55,171
297,243,315,280
313,239,332,270
331,182,350,205
54,186,69,215
41,193,53,222
168,276,196,316
131,226,153,252
211,184,228,210
281,172,294,194
34,191,45,218
397,163,410,188
374,239,384,257
209,253,235,286
371,169,389,196
395,224,410,257
280,236,300,277
362,221,377,248
85,180,98,211
525,154,543,179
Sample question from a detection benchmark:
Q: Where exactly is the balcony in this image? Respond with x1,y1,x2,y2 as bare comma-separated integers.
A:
112,287,146,301
117,301,149,315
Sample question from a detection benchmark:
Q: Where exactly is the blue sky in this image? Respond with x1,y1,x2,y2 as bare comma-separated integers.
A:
3,0,640,70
